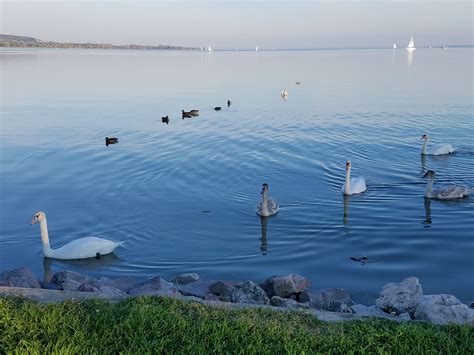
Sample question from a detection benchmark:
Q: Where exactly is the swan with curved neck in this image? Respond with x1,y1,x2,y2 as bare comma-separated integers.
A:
30,212,123,259
422,170,470,199
256,183,279,217
342,161,367,195
421,134,455,155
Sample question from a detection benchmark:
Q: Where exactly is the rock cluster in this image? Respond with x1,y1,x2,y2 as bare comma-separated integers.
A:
1,268,473,325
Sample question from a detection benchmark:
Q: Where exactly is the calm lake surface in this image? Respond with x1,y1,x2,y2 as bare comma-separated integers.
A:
1,48,473,303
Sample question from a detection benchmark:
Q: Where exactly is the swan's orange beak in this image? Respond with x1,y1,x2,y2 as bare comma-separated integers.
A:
30,217,37,225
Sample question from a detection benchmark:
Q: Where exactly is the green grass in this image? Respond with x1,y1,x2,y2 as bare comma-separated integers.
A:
1,296,472,354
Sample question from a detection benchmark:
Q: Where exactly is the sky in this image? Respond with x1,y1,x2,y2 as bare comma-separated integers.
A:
1,0,472,49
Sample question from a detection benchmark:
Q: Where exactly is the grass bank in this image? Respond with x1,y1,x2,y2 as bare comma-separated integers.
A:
1,296,472,354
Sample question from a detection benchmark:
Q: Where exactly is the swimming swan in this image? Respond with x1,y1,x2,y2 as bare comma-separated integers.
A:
30,211,124,260
422,170,470,199
342,161,367,195
421,134,455,155
256,183,279,217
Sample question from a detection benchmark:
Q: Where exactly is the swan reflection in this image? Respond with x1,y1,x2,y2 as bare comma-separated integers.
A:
260,216,269,254
343,195,351,225
422,198,432,227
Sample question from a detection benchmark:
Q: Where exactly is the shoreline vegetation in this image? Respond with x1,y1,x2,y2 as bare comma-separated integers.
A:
0,34,196,50
1,296,473,354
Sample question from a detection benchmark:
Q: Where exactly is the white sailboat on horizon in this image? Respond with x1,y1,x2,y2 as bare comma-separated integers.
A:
406,36,416,51
393,43,397,49
255,46,258,51
208,45,213,52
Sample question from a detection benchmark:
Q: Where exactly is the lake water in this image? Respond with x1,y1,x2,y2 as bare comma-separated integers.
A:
1,48,473,303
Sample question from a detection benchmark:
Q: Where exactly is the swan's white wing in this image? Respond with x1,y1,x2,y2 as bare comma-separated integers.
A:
350,176,367,194
267,198,279,214
50,237,122,260
434,186,470,199
429,144,455,155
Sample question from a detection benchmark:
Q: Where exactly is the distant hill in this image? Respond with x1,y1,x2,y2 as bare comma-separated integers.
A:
0,34,197,50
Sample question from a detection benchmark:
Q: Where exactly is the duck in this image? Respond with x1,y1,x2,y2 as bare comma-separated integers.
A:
422,170,470,199
105,137,118,146
30,212,124,260
189,109,199,116
256,183,279,217
182,110,192,119
161,116,169,124
280,90,288,98
421,134,455,155
227,100,232,107
214,107,222,111
342,161,367,195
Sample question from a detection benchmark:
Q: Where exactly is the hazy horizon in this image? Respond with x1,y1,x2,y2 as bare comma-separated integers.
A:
1,1,472,49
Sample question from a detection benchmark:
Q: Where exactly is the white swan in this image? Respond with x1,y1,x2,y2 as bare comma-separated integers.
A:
256,183,279,217
30,211,124,260
422,170,470,199
421,134,455,155
342,161,367,195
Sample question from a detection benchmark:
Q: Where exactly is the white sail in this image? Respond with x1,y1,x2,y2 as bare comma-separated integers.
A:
406,36,415,50
200,46,203,51
256,46,258,51
208,45,213,52
393,43,397,49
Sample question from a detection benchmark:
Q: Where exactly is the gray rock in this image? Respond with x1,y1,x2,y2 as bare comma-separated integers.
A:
99,286,128,299
414,294,474,325
128,276,179,296
0,267,41,288
209,280,238,302
171,273,200,285
309,288,354,313
352,304,411,321
78,283,100,293
51,271,97,288
270,296,299,308
39,281,62,290
290,291,310,303
231,281,269,305
260,274,310,298
204,293,221,301
177,280,215,299
376,277,423,316
94,277,136,293
62,279,82,291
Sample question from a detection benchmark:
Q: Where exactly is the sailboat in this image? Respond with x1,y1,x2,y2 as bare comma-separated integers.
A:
406,36,416,51
200,46,203,51
255,46,258,52
393,43,397,49
208,45,213,52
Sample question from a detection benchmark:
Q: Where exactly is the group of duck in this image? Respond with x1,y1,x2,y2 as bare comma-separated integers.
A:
160,100,232,124
256,133,470,217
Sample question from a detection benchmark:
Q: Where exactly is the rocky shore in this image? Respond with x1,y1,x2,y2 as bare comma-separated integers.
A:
1,267,473,325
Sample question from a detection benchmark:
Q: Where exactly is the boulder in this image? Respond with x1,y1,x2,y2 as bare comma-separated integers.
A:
39,281,62,290
231,281,269,305
99,286,128,299
128,276,179,296
290,291,310,303
62,279,82,291
260,274,310,298
78,283,100,293
414,294,474,325
177,280,215,299
352,304,411,321
51,271,97,289
209,280,238,302
93,277,136,293
309,288,354,313
376,277,423,316
270,296,299,308
171,273,200,285
0,267,41,288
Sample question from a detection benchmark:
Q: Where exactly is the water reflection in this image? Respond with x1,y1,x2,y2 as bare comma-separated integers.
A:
343,195,351,225
260,216,269,255
42,254,120,282
407,50,414,68
422,198,432,227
